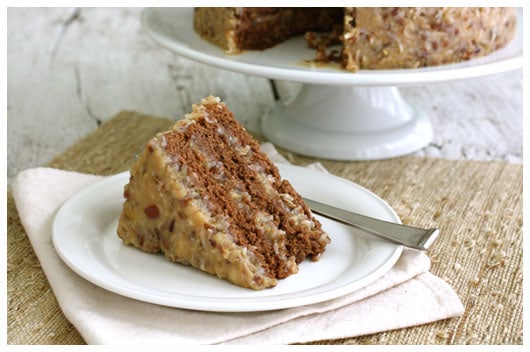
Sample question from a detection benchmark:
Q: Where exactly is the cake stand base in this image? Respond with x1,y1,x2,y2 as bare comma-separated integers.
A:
261,84,433,160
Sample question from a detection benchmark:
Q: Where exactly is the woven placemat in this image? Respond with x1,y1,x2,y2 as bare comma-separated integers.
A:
7,111,523,345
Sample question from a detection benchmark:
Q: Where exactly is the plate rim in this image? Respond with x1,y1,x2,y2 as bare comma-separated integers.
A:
141,7,523,86
52,164,403,312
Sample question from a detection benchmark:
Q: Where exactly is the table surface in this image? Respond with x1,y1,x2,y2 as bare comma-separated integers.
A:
6,7,525,345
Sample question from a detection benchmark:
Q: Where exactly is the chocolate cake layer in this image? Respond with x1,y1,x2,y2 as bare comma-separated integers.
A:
232,8,343,51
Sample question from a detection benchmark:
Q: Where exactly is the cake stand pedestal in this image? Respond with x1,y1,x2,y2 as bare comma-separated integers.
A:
141,7,523,161
262,84,431,160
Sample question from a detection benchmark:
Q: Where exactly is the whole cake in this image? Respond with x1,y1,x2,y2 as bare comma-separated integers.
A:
194,7,517,71
117,96,330,290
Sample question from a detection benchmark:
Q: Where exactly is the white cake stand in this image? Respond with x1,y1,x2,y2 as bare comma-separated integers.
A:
142,8,523,160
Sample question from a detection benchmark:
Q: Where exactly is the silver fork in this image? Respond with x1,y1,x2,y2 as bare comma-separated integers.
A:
304,197,439,250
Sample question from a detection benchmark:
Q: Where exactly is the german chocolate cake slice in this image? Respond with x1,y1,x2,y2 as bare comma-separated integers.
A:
117,96,330,290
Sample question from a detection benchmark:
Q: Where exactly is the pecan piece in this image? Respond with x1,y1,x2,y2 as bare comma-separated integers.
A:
144,204,160,219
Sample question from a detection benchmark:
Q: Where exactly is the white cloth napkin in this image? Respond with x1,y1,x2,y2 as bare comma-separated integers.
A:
11,145,464,344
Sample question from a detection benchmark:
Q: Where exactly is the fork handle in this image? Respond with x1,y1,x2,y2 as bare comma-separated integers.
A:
303,198,439,250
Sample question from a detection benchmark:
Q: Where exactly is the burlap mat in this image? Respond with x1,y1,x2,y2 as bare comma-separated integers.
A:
7,111,523,345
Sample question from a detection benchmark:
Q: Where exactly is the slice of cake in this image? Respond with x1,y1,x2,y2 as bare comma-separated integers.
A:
117,96,330,290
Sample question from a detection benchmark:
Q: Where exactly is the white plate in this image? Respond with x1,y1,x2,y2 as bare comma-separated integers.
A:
141,7,523,86
52,164,402,312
